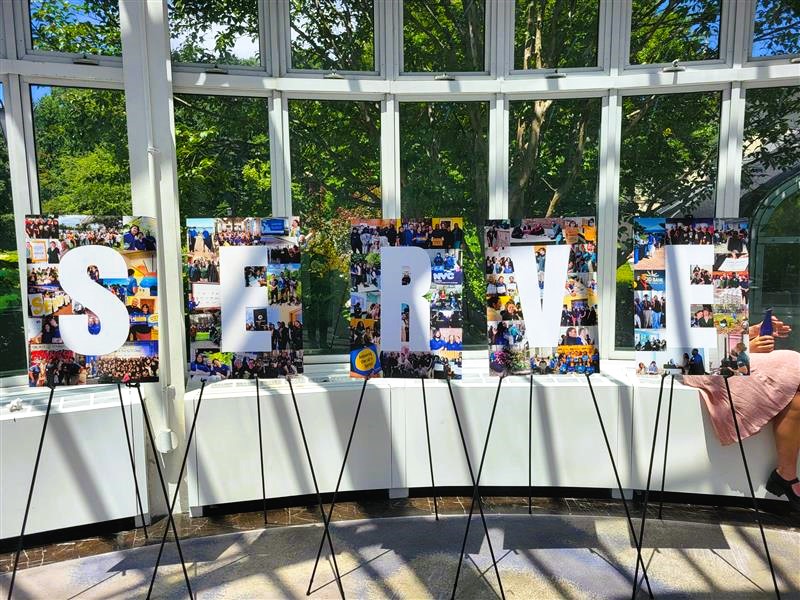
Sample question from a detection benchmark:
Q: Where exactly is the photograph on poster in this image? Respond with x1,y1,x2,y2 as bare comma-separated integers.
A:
185,216,303,382
484,218,600,377
633,217,750,376
348,218,464,379
24,214,159,386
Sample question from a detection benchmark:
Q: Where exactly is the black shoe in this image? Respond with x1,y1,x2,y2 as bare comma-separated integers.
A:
766,469,800,511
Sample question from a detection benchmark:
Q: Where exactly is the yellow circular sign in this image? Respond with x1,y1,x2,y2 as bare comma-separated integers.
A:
355,347,377,372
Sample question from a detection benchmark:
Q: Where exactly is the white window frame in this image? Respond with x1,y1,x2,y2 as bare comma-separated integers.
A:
0,0,796,379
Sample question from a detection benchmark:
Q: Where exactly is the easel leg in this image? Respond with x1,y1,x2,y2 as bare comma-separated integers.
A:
306,377,369,597
723,376,781,599
448,377,506,600
657,376,675,520
288,378,345,600
631,373,667,600
586,374,653,599
6,385,55,600
255,377,268,526
117,384,148,538
528,373,533,515
136,382,195,600
421,378,439,520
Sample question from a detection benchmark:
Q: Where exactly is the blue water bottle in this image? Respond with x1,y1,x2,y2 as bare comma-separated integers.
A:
759,307,773,336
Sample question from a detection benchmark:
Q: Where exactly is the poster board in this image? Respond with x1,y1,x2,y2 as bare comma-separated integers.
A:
185,217,303,382
632,217,750,376
24,215,159,386
349,218,465,379
484,218,599,376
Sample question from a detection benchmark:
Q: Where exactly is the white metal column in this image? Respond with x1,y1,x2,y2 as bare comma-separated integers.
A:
119,0,187,511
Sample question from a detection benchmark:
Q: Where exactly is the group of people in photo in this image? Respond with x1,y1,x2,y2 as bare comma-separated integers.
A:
690,266,713,285
245,319,303,352
187,256,220,283
350,219,465,254
28,352,85,387
691,305,715,328
530,351,599,375
665,220,715,245
560,303,598,327
189,350,302,381
634,337,667,352
91,354,159,383
350,319,380,350
634,294,666,329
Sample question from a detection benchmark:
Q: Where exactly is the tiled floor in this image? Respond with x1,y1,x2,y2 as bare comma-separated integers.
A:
1,494,797,574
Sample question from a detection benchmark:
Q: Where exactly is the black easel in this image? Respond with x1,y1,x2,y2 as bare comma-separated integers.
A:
631,374,781,600
448,376,505,600
585,373,653,599
144,380,205,599
6,383,154,600
421,378,439,520
6,385,55,600
287,377,345,599
255,377,268,525
528,374,533,514
305,376,369,598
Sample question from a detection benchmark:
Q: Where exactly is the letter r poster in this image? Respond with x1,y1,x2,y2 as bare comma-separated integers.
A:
24,214,159,386
349,218,464,379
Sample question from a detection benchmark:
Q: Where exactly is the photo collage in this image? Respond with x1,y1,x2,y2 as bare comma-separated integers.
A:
632,217,750,376
349,218,464,379
25,215,159,386
485,218,600,376
186,217,303,382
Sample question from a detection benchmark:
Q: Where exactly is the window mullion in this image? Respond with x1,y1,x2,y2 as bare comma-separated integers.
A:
488,94,508,220
269,92,292,216
725,83,746,217
380,94,399,218
598,90,622,360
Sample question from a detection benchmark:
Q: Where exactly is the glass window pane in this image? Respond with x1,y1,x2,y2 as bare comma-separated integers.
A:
289,100,381,354
173,94,271,219
290,0,375,71
513,0,600,70
400,101,488,346
629,0,721,65
30,0,121,56
508,98,601,218
403,0,485,72
31,85,131,215
752,0,800,58
0,84,27,375
169,0,260,66
740,86,800,350
740,86,800,214
615,91,722,349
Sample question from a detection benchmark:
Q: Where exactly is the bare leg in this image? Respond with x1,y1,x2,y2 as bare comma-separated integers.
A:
773,388,800,495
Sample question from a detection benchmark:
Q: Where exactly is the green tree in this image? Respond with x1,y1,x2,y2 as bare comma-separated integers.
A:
30,0,121,55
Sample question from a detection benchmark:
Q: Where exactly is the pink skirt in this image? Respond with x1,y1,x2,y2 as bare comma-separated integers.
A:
682,350,800,446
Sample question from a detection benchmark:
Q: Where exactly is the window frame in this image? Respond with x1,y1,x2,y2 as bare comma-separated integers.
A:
0,0,796,378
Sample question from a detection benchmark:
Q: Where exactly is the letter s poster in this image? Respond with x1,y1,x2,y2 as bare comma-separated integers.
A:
485,218,599,376
25,215,159,386
632,217,749,376
185,217,303,382
349,218,464,379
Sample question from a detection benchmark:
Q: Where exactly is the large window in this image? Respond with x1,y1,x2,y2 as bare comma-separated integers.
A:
629,0,721,65
289,99,381,353
508,98,601,218
513,0,600,70
290,0,375,71
751,0,800,58
400,101,488,346
403,0,485,72
31,85,131,215
30,0,122,56
740,86,800,350
0,83,25,375
168,0,260,66
173,94,271,219
615,90,722,349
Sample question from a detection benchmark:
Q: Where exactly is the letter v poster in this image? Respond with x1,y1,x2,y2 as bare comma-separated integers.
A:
485,218,600,376
25,215,159,386
349,218,464,379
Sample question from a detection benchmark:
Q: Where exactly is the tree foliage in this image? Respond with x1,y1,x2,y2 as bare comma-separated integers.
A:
514,0,599,69
30,0,121,55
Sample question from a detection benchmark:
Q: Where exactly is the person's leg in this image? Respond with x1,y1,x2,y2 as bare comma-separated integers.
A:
774,388,800,495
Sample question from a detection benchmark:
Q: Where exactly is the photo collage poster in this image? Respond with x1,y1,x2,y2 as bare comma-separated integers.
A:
349,218,464,379
25,215,159,386
632,217,750,376
485,218,599,376
186,217,303,381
